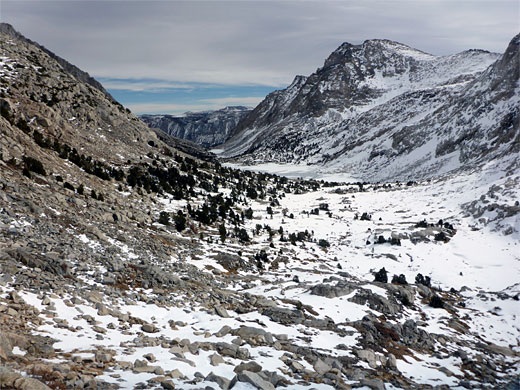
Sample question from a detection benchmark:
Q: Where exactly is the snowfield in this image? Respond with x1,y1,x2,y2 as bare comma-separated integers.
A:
3,158,518,389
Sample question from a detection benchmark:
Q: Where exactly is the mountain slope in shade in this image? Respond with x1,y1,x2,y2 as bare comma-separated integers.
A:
140,106,251,147
221,37,518,182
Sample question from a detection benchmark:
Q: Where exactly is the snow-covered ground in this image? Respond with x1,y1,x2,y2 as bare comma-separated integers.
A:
2,161,518,389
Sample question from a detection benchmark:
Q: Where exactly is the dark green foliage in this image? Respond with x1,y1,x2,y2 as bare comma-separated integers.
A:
173,211,186,232
391,274,408,285
415,273,431,287
374,267,388,283
22,167,31,178
237,228,249,243
56,175,63,182
434,231,447,242
244,207,254,219
318,239,330,248
429,295,444,308
16,118,31,133
77,184,84,195
158,211,170,226
64,182,74,191
415,219,429,228
218,223,227,243
246,185,258,199
390,237,401,246
23,156,46,176
33,130,50,148
360,212,371,221
91,189,97,200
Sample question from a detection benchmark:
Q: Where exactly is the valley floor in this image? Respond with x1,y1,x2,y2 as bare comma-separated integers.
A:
1,161,519,390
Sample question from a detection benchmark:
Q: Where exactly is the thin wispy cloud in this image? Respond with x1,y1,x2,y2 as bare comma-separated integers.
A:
100,79,195,92
199,97,264,106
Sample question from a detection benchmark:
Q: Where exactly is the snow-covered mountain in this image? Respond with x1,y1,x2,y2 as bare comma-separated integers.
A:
221,37,519,182
140,106,251,147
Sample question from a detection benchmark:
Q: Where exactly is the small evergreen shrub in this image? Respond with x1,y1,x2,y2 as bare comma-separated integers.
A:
374,267,388,283
415,273,431,287
391,274,408,285
158,211,170,226
318,239,330,248
174,211,186,232
429,295,444,308
360,212,371,221
23,156,46,176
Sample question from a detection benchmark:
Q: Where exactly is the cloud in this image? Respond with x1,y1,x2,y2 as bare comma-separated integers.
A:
3,0,518,88
100,79,195,92
3,0,518,114
199,96,264,106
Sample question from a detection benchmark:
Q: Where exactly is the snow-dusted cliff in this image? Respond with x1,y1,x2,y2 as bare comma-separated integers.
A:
221,37,519,182
141,106,251,147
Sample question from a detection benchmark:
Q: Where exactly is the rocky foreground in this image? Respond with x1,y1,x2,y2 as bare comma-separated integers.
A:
1,23,520,390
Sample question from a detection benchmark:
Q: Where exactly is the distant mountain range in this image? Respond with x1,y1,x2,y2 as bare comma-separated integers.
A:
220,36,519,181
140,106,251,147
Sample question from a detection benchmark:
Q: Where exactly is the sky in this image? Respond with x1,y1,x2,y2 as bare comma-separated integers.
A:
1,0,518,115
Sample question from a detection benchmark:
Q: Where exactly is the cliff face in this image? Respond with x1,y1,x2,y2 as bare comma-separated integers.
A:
140,106,251,147
221,37,518,182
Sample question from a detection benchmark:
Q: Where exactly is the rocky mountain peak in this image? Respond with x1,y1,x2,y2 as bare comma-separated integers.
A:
221,35,516,182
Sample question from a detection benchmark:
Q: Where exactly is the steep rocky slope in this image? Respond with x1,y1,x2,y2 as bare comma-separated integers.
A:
0,25,519,390
141,106,251,147
0,23,114,103
221,37,519,182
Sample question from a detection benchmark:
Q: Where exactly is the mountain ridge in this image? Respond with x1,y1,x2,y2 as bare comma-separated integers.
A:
140,106,251,147
0,22,116,103
220,36,517,182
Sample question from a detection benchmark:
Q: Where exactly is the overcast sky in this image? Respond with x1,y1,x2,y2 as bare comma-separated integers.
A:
2,0,518,114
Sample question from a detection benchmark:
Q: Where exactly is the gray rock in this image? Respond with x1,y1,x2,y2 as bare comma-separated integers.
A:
310,281,355,298
205,372,231,390
215,325,232,337
234,370,275,390
141,323,157,333
215,306,231,318
357,349,377,369
313,358,331,375
210,353,225,366
360,378,386,390
234,361,262,374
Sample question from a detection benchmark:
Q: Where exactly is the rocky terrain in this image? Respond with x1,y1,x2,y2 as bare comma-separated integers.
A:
1,23,519,390
141,107,251,148
220,36,519,182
